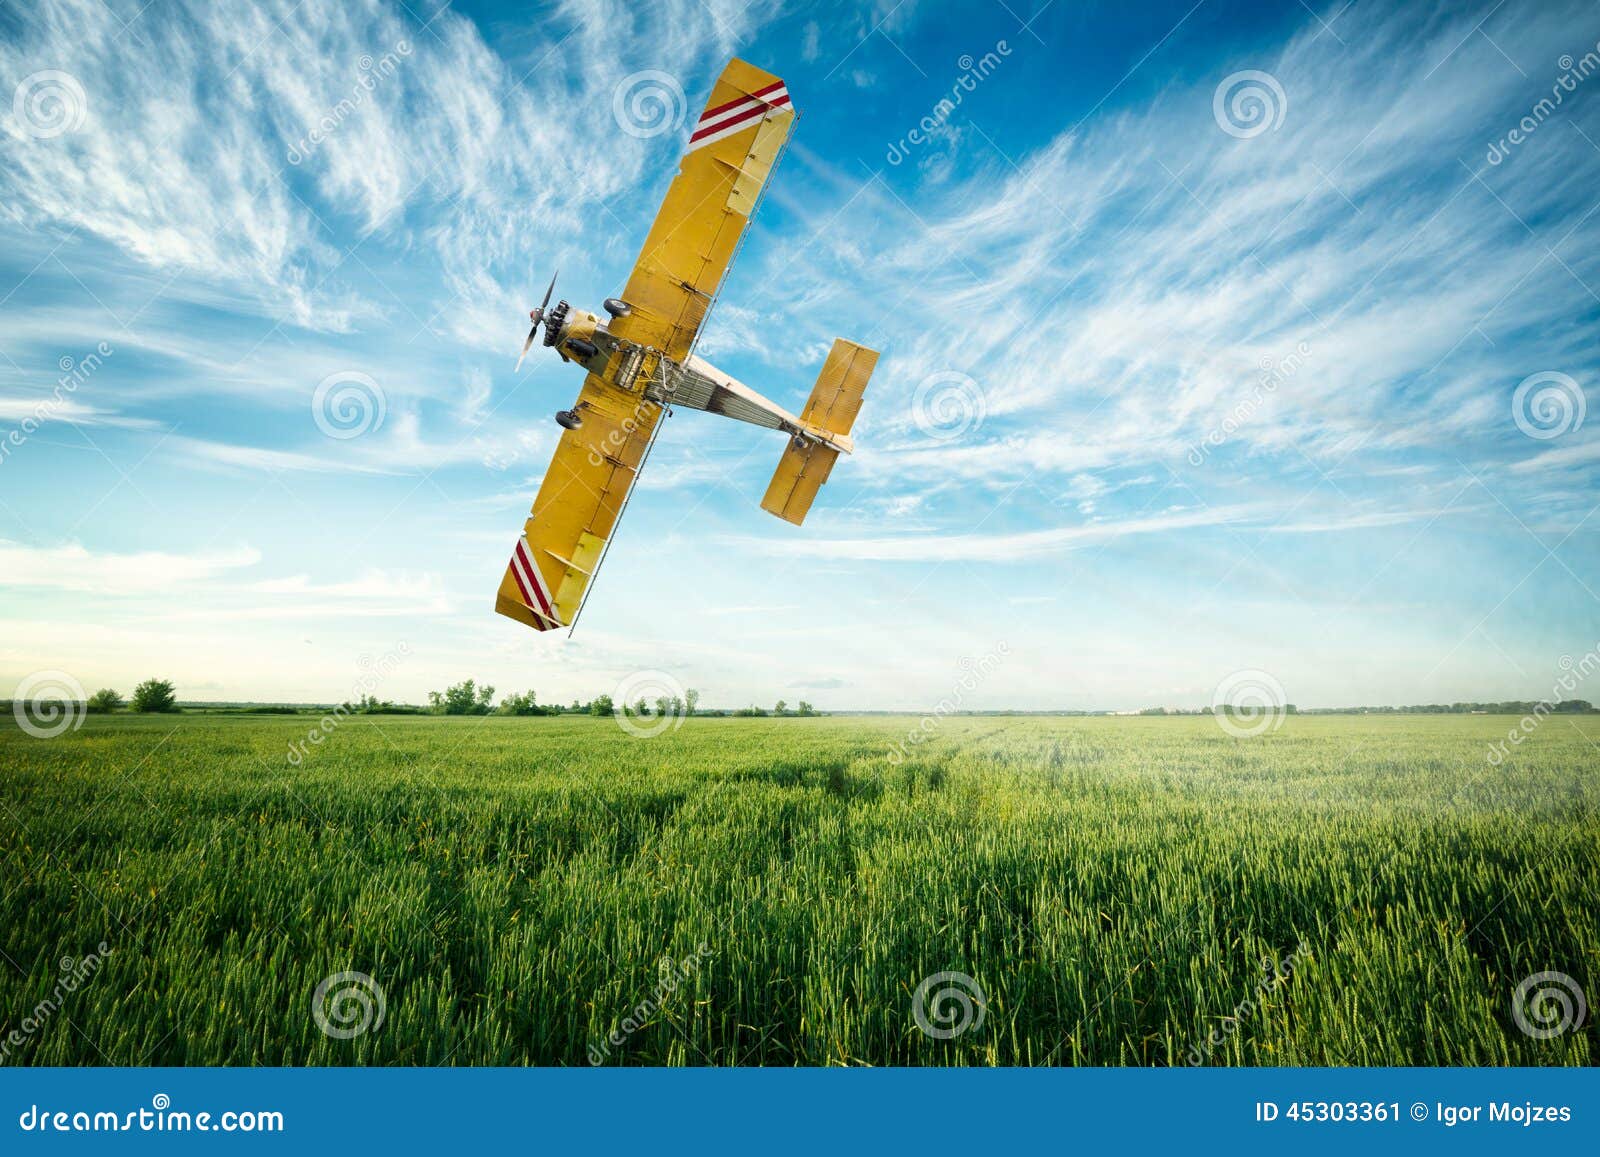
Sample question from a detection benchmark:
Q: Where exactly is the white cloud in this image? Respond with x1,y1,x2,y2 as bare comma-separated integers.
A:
735,503,1259,561
0,538,260,593
724,1,1600,517
0,396,158,429
0,0,777,339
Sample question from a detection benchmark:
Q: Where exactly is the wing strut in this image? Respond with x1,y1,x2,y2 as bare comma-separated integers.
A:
565,402,672,635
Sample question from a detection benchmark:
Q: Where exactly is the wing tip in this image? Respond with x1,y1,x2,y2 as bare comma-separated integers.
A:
496,593,560,632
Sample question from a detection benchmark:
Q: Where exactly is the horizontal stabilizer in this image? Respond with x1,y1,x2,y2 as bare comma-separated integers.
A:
802,338,877,437
758,337,877,525
761,440,839,526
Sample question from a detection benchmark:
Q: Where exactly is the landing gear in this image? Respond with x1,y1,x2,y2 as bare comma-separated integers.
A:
556,409,583,431
603,297,632,319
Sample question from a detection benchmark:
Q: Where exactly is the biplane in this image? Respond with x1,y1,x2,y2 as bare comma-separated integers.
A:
496,58,879,633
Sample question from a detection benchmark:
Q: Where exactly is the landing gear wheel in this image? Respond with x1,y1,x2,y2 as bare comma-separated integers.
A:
603,297,632,319
556,409,583,431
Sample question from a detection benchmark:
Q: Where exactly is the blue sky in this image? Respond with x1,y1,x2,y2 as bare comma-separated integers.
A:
1,0,1598,711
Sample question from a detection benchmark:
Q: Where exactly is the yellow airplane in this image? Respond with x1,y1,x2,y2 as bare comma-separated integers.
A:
497,58,879,633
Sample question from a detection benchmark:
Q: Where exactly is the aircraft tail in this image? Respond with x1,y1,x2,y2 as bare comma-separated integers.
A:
760,338,878,525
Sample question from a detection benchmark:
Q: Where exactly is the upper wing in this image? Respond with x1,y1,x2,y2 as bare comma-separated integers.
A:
607,59,796,361
495,373,663,631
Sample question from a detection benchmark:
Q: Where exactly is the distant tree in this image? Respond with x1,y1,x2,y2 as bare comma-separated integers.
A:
432,679,497,715
590,693,614,717
654,696,671,718
774,699,788,716
86,688,124,713
635,696,650,718
500,690,544,716
796,700,815,717
130,678,177,713
685,688,700,715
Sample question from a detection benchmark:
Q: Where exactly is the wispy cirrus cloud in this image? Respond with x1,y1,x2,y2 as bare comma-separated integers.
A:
0,0,776,337
724,0,1600,513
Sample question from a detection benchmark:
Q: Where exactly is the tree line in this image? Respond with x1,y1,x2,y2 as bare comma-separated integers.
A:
418,679,816,718
42,677,818,719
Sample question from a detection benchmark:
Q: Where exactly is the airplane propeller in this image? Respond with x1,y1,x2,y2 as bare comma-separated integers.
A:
515,271,558,371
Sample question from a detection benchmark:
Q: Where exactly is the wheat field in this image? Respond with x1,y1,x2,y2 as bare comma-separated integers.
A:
0,712,1594,1065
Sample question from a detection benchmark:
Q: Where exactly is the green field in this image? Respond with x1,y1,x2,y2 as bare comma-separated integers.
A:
1,713,1595,1066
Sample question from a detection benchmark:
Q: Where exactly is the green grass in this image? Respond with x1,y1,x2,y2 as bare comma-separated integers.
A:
0,713,1595,1066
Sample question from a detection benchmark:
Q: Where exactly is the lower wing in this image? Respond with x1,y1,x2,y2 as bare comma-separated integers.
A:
495,373,663,631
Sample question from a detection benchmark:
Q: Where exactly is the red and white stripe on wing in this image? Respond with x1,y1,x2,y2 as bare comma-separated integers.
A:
507,534,561,628
687,80,791,152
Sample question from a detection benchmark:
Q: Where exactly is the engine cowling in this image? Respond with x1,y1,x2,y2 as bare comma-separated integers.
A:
541,300,570,347
543,301,603,351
